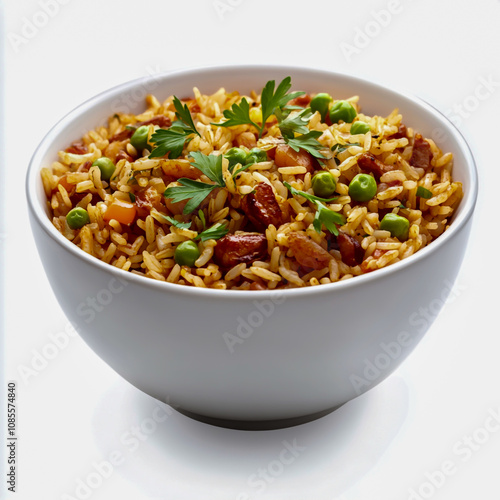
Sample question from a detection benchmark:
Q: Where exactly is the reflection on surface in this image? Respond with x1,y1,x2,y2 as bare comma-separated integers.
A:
92,376,409,500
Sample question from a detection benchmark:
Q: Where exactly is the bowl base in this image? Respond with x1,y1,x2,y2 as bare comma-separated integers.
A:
175,404,343,431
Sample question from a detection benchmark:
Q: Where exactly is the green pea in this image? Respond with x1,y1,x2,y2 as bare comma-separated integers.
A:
225,147,248,168
130,125,150,153
92,157,115,181
66,207,90,230
350,121,371,135
329,100,357,124
245,147,267,165
380,213,410,241
310,93,333,120
311,171,336,198
348,174,377,202
174,240,201,267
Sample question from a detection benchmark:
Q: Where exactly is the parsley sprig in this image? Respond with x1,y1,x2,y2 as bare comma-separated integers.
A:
284,182,345,236
214,77,304,138
163,152,225,214
149,97,200,159
165,216,228,242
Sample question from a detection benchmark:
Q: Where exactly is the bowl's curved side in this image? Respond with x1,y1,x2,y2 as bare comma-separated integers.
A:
26,65,478,422
29,206,473,421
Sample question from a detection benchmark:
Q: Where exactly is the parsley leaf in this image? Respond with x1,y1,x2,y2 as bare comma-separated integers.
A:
149,128,193,159
195,222,229,242
276,107,313,139
164,216,192,229
285,130,328,159
173,96,200,137
163,152,226,214
189,151,224,186
164,178,219,215
313,202,345,236
284,182,345,235
261,77,304,128
149,97,200,158
215,98,260,132
416,186,433,199
283,182,337,204
198,209,206,230
213,76,304,138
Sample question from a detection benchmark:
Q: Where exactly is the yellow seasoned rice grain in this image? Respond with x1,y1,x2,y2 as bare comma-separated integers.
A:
269,246,280,273
278,266,303,286
76,180,94,193
195,242,214,267
377,185,404,201
225,263,246,281
167,264,181,283
278,166,307,175
145,215,156,244
376,241,402,250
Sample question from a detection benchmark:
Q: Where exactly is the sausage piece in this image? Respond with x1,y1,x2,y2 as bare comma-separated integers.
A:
135,186,163,218
357,153,394,180
288,232,332,270
337,232,364,267
388,124,407,140
65,142,88,155
214,233,267,268
410,133,433,171
241,182,283,230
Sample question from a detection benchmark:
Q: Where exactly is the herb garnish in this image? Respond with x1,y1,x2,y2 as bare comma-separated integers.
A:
416,186,433,199
149,97,200,159
163,152,226,214
165,216,228,241
284,182,345,236
213,77,304,138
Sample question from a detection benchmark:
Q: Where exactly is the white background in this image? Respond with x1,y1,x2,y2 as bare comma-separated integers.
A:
2,0,500,499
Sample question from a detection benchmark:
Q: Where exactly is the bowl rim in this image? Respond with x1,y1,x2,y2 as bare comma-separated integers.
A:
26,63,479,300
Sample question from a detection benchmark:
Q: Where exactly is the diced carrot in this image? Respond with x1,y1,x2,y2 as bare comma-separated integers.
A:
55,174,75,195
103,199,137,225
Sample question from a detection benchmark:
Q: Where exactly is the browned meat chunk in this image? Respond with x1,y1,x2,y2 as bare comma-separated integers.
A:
337,232,364,267
289,94,312,107
388,124,407,140
135,186,163,218
288,232,332,270
214,233,267,268
241,182,283,230
410,134,433,170
357,153,394,180
65,142,88,155
115,150,134,163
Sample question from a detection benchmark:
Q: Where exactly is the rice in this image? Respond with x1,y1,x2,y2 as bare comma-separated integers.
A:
42,78,463,290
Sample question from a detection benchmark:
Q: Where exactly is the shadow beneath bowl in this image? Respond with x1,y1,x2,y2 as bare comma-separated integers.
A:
91,375,409,499
175,404,343,431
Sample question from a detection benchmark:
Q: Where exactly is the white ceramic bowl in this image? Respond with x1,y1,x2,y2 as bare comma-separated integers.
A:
26,66,478,429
